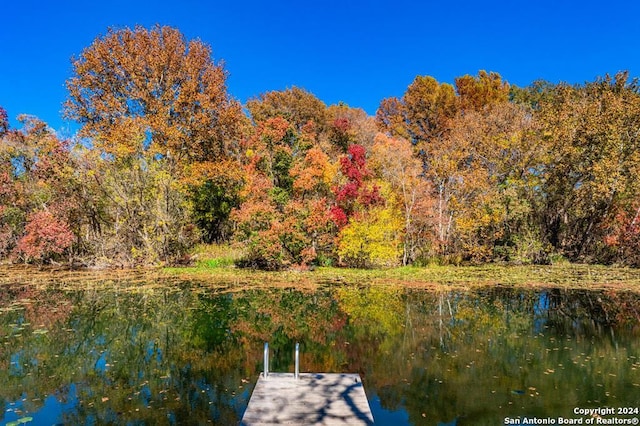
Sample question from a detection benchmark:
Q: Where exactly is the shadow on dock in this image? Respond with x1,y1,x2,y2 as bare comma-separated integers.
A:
241,373,374,425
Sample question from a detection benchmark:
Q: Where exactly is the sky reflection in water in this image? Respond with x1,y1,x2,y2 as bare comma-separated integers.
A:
0,283,638,425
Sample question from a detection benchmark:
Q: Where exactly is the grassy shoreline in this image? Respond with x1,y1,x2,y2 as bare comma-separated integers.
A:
2,262,640,293
163,263,640,291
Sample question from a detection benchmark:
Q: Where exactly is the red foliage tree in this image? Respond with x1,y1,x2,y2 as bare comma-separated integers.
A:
16,211,74,262
603,203,640,266
331,144,382,227
328,117,352,151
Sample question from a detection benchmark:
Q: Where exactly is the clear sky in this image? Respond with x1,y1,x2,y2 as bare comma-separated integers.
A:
2,0,640,135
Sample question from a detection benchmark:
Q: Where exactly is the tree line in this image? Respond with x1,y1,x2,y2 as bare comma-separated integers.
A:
2,25,640,268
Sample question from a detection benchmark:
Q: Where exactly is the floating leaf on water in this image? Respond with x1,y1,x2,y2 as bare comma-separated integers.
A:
7,417,34,426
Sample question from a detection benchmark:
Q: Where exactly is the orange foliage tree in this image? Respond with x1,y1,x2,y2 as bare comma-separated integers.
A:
64,25,242,169
9,31,640,270
62,25,245,263
376,75,459,257
0,113,80,262
455,70,510,112
232,115,335,269
374,71,548,263
246,87,328,134
370,133,435,265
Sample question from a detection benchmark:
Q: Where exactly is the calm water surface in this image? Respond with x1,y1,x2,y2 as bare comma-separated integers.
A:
0,280,638,425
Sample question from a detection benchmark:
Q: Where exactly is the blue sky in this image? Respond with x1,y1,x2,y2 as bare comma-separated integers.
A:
2,0,640,135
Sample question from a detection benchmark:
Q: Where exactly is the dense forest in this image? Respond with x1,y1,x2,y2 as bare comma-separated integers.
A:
2,25,640,269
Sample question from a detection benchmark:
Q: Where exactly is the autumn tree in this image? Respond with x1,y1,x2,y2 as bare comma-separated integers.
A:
455,70,510,112
376,75,457,149
231,88,353,269
246,87,327,134
329,144,404,267
16,211,75,262
0,113,78,262
370,133,434,265
375,97,408,140
330,144,382,227
444,101,546,262
425,72,541,262
0,107,8,136
536,72,640,263
336,197,404,268
71,145,199,265
603,202,640,266
63,25,245,262
325,103,377,154
0,107,17,256
64,25,242,167
232,115,336,269
375,71,541,263
375,76,460,258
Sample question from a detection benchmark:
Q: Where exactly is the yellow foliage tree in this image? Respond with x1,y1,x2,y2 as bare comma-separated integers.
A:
337,185,403,268
370,133,435,264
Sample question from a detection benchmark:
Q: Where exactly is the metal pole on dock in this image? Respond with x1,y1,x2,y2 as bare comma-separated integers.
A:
263,342,269,378
294,342,299,380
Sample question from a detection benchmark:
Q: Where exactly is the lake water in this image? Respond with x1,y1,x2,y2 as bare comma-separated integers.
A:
0,280,638,425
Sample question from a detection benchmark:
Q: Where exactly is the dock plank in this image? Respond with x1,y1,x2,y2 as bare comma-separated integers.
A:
241,373,374,425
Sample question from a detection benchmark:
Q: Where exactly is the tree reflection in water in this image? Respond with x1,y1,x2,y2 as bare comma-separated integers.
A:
0,282,638,425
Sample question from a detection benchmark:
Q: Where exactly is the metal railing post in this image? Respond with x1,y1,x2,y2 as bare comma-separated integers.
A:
263,342,269,378
294,342,299,380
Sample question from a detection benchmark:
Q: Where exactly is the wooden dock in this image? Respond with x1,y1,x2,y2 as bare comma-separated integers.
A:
241,372,374,425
